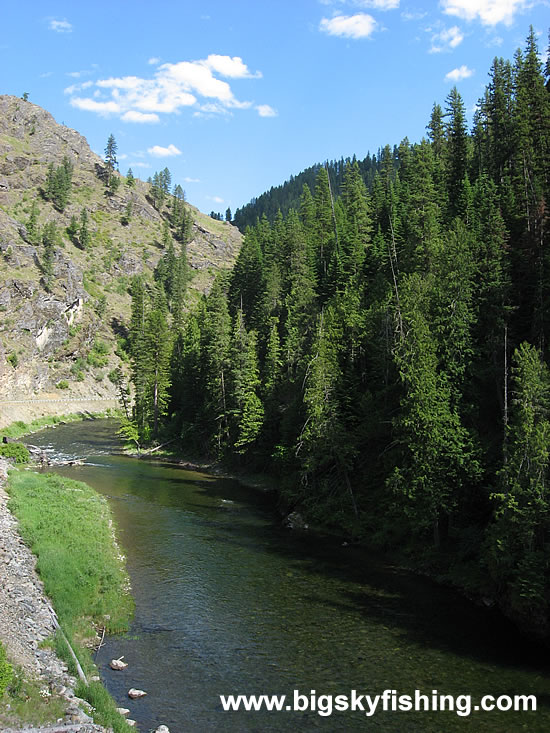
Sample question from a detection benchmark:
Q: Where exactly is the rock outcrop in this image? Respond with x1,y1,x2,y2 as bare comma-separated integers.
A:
0,94,241,410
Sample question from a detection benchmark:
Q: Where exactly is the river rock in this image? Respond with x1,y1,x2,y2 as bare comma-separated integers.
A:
283,511,308,530
127,720,137,727
110,656,128,670
155,726,170,733
117,707,130,715
128,687,147,699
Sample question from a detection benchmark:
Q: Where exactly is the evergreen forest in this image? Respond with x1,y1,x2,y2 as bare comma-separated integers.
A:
126,28,550,637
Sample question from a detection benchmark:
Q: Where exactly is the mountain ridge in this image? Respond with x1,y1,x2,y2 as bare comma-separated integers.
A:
0,94,242,418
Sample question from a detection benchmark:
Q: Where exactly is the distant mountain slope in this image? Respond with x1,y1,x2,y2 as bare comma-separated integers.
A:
0,95,241,405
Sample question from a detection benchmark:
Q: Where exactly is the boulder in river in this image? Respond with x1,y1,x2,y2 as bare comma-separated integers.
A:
283,511,308,530
155,726,170,733
117,707,130,715
128,687,147,699
110,655,128,670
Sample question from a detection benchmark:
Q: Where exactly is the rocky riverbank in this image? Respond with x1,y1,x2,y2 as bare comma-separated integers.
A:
0,457,107,732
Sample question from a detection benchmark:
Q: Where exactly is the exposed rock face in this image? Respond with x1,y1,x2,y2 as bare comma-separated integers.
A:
0,94,242,407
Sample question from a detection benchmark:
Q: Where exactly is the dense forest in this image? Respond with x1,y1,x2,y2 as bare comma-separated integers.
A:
125,28,550,637
233,155,380,231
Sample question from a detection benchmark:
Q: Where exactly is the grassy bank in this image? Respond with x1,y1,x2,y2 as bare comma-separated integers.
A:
6,468,134,732
1,409,121,440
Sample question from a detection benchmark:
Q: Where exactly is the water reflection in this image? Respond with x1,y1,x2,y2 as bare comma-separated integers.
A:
26,420,550,732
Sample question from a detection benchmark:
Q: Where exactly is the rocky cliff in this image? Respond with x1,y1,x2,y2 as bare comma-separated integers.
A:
0,95,241,416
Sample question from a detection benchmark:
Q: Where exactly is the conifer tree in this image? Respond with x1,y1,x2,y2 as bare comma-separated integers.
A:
26,200,40,245
230,309,264,453
104,133,118,187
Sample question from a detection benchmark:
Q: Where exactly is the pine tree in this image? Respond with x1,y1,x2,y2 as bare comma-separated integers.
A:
79,209,91,250
26,200,40,245
202,276,232,454
488,343,550,628
104,134,118,187
445,87,469,219
229,309,264,453
41,221,58,290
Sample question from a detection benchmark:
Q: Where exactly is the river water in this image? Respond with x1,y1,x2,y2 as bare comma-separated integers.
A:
26,419,550,732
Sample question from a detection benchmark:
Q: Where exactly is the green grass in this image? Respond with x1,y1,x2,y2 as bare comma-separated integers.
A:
0,663,66,729
6,469,134,732
0,442,30,464
76,680,135,733
1,411,121,440
7,471,133,631
1,414,83,439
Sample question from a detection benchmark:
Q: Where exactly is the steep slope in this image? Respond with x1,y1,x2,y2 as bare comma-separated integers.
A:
0,95,241,422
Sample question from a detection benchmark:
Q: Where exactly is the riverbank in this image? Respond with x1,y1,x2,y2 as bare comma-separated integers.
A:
0,400,120,432
1,410,121,441
0,457,135,732
0,458,108,731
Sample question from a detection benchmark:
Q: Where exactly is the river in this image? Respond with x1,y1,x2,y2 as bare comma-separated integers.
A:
25,419,550,732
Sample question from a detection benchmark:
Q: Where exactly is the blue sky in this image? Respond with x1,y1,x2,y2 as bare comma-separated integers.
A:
1,1,549,214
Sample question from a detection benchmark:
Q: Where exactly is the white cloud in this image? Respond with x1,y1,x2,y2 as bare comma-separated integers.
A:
70,98,121,115
320,13,377,39
445,64,474,81
441,0,531,26
353,0,399,8
128,162,150,169
122,110,160,123
256,104,277,117
401,9,428,20
202,54,262,78
430,25,464,52
49,19,72,33
68,54,267,122
147,144,182,157
184,177,200,183
148,57,161,65
208,196,224,204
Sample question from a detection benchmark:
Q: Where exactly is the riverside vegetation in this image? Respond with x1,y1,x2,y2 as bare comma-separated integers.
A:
122,28,550,640
0,448,135,732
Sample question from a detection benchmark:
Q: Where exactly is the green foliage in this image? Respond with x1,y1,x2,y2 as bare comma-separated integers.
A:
0,442,30,464
487,343,550,629
44,157,73,211
25,200,40,245
7,470,133,631
0,643,13,698
55,380,69,389
75,681,135,733
41,220,59,289
104,134,117,188
7,352,18,369
122,27,550,636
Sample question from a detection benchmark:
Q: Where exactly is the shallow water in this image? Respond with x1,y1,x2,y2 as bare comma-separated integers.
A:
26,419,550,732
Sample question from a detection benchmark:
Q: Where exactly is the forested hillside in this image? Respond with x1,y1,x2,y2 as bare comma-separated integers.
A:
128,28,550,638
233,154,380,231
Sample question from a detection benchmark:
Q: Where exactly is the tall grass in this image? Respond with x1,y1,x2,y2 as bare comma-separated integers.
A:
1,410,121,440
7,469,134,732
7,471,133,632
2,414,87,439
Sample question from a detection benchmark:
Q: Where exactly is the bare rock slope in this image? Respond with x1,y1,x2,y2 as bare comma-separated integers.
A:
0,94,241,413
